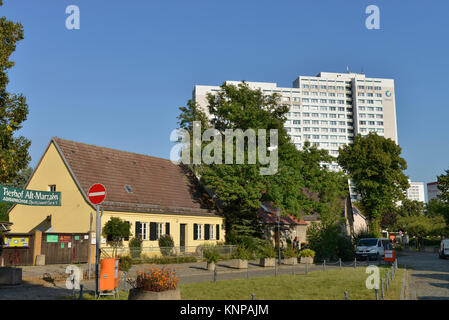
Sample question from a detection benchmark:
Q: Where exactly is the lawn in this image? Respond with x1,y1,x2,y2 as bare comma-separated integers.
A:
63,266,403,300
179,266,404,300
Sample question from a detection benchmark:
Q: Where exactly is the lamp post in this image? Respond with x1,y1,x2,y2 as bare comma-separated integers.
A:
276,207,281,265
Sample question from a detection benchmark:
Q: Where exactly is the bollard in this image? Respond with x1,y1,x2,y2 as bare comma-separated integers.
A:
381,279,385,299
344,291,349,300
354,258,357,268
386,275,389,292
247,266,249,279
252,293,256,300
79,284,84,300
375,288,379,300
339,258,342,270
275,262,278,276
292,262,295,275
306,261,309,275
214,265,217,282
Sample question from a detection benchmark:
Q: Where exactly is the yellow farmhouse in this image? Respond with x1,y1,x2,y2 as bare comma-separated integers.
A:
9,138,225,250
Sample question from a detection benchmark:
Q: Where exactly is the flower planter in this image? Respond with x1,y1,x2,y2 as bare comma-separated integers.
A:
300,256,314,264
229,259,248,269
0,267,22,285
207,262,216,271
283,257,297,265
128,288,181,300
259,258,275,267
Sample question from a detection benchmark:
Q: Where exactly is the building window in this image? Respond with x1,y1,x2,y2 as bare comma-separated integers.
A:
194,224,203,240
157,223,164,239
135,222,148,240
48,185,56,192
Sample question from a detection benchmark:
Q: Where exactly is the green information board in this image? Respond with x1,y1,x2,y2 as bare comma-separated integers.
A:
46,235,59,243
0,185,61,206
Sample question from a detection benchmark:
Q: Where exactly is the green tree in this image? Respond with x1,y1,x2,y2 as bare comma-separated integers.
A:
0,166,33,221
177,82,347,241
0,1,31,184
398,214,446,249
337,132,409,235
102,217,131,257
437,169,449,203
397,199,425,218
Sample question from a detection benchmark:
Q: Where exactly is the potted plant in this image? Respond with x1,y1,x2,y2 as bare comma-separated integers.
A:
229,246,250,269
128,266,180,300
259,243,276,267
282,246,298,265
202,245,220,271
299,249,315,264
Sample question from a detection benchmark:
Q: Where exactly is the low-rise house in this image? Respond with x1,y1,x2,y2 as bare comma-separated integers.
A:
8,138,225,252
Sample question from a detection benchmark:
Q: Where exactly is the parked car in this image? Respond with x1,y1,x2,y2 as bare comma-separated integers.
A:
356,238,392,260
439,239,449,259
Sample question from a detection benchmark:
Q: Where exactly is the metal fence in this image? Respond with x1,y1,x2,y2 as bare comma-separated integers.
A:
101,245,237,260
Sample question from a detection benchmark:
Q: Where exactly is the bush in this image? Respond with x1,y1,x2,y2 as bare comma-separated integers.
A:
282,246,298,259
135,267,178,292
202,244,220,264
231,246,251,260
158,235,174,256
337,236,355,261
299,249,315,258
128,237,143,259
118,255,133,272
258,242,277,259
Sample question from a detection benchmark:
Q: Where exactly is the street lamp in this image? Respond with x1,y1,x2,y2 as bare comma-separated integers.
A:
276,207,282,265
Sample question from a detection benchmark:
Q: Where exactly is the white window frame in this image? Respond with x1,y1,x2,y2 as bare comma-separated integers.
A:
141,222,148,241
156,223,164,240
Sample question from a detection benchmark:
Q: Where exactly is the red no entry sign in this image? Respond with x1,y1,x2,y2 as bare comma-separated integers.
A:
88,184,106,205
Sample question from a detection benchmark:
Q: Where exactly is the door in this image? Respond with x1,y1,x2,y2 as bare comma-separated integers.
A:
180,224,186,253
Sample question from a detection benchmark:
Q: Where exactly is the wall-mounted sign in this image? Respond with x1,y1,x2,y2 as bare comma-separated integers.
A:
4,237,29,248
59,235,72,243
0,185,61,206
46,235,59,243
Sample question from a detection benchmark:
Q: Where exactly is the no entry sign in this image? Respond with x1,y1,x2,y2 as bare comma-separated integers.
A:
88,184,106,205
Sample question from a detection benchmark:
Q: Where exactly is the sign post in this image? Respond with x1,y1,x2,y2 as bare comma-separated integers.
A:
88,184,107,298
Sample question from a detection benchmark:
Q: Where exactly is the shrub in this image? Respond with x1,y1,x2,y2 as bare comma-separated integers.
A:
135,267,178,292
158,235,175,256
282,246,298,259
231,246,251,260
201,244,220,264
337,236,355,261
118,255,133,272
299,249,315,258
128,237,143,259
259,242,277,258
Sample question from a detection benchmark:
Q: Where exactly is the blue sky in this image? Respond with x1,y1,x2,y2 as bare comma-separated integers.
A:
2,0,449,187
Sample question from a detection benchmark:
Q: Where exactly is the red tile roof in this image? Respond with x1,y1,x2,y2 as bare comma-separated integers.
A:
257,202,309,225
53,138,219,217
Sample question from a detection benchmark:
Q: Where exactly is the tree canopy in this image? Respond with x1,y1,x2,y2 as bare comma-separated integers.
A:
0,0,31,184
337,132,409,235
177,82,348,241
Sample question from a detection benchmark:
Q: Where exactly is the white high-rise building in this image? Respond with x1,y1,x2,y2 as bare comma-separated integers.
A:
194,72,398,172
406,181,426,203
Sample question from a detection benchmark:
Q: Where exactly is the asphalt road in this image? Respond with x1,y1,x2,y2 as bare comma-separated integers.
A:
398,250,449,300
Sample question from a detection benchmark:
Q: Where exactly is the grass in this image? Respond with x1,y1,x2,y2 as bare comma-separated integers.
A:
61,266,404,300
180,266,404,300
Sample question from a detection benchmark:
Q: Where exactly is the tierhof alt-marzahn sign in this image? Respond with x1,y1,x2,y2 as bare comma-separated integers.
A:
0,185,61,206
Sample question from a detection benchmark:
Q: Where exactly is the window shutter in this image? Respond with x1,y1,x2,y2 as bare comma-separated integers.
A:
135,222,141,238
150,222,157,241
124,221,130,241
165,222,170,235
216,224,220,240
193,224,198,240
205,224,210,240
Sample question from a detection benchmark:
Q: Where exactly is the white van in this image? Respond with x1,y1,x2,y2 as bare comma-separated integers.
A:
356,238,392,260
439,239,449,259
